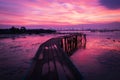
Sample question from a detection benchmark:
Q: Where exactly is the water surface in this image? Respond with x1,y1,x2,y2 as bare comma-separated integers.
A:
71,31,120,80
0,34,54,80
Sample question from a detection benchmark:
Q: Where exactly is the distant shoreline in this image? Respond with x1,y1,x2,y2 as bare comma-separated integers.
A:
0,27,56,34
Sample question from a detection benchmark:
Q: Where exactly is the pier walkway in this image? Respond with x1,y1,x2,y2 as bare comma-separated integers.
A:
24,33,86,80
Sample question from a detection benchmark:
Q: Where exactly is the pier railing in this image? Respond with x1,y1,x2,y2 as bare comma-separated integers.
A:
61,33,86,55
24,33,86,80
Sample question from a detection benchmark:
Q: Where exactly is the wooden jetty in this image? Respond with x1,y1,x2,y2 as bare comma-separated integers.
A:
24,33,86,80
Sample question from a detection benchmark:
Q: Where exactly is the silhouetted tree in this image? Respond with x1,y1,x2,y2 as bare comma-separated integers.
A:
9,26,20,34
20,26,26,33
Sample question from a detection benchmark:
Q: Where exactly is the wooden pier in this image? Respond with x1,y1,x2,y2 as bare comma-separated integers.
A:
61,33,86,56
24,33,86,80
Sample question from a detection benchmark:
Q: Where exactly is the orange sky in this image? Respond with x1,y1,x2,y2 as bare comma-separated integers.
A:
0,0,120,25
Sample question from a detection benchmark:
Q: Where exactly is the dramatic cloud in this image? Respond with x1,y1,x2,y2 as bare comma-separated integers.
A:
0,0,120,25
99,0,120,9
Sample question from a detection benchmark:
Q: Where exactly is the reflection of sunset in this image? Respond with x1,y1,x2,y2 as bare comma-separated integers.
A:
0,0,120,25
87,37,120,51
71,31,120,80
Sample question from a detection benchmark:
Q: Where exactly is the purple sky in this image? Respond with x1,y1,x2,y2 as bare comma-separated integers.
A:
0,0,120,28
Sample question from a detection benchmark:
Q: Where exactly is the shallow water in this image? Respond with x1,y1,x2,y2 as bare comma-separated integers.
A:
0,34,54,80
70,31,120,80
0,32,120,80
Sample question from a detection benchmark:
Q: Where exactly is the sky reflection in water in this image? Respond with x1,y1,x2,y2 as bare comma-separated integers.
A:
0,34,54,80
70,31,120,80
0,32,120,80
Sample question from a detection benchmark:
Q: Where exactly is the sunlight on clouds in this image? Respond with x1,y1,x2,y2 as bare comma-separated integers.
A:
0,0,120,25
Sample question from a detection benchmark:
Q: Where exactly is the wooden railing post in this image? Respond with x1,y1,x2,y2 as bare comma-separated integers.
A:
60,33,86,56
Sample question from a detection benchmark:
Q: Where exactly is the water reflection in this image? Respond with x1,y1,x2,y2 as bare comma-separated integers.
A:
0,34,53,80
70,31,120,80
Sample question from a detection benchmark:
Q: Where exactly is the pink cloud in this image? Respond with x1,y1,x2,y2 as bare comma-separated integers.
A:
0,0,120,25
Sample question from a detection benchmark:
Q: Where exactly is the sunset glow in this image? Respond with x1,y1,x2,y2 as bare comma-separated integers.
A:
0,0,120,25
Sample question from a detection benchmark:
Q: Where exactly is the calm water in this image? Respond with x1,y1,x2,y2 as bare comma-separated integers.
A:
0,34,55,80
70,31,120,80
0,31,120,80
